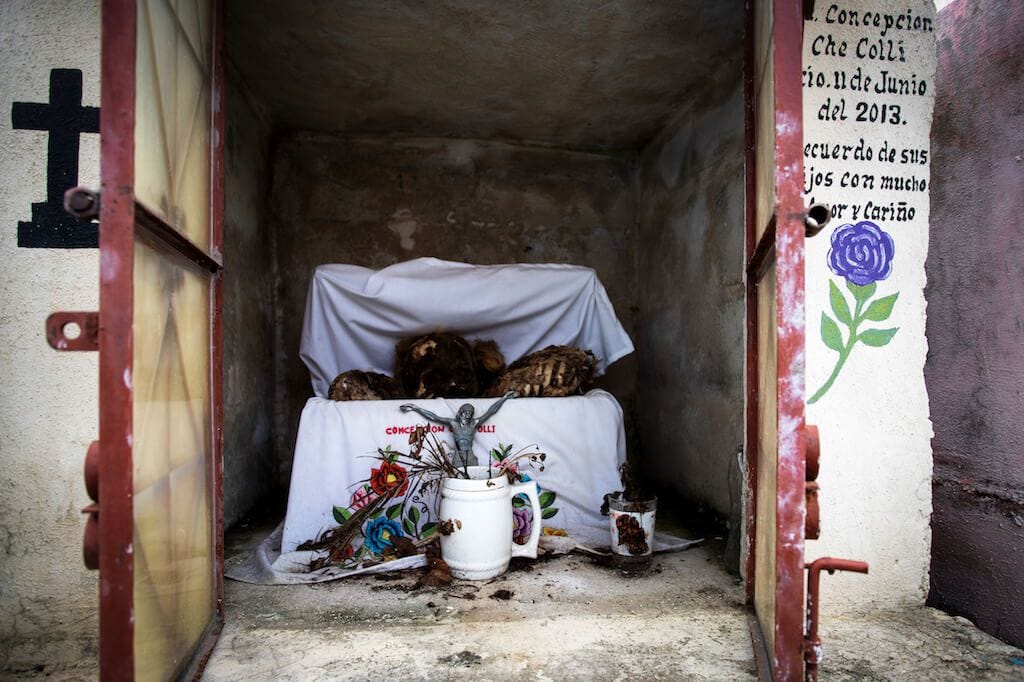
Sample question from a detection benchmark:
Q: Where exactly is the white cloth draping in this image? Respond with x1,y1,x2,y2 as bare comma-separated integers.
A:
299,258,635,398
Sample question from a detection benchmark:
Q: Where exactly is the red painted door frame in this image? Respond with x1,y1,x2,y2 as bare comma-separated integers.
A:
97,0,226,678
743,0,808,679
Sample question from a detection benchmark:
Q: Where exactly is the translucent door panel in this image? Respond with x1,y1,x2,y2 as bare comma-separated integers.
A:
135,0,213,250
132,237,214,680
96,0,223,677
753,264,779,653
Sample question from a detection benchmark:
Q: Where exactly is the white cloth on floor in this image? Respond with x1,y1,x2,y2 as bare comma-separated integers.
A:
280,390,628,554
224,522,703,585
299,257,635,398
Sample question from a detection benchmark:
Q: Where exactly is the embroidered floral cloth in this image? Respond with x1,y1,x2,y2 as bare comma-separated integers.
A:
279,391,626,557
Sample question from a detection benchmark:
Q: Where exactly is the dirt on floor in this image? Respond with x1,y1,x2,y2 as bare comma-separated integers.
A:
197,519,1024,681
206,520,754,681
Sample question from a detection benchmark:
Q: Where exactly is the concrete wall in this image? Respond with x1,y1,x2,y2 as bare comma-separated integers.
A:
0,0,100,674
802,0,936,610
635,83,747,524
926,0,1024,648
267,135,637,480
222,69,278,526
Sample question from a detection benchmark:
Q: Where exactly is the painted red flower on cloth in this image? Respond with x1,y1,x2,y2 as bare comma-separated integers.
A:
369,461,409,496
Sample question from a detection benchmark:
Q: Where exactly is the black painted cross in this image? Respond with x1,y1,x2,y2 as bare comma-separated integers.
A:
12,68,100,248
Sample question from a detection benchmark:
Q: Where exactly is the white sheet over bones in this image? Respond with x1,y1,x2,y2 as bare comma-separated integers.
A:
299,257,635,397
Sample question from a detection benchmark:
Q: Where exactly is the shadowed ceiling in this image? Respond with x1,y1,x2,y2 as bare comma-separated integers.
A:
227,1,743,151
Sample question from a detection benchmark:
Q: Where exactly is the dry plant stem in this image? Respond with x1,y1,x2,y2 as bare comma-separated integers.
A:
303,487,402,569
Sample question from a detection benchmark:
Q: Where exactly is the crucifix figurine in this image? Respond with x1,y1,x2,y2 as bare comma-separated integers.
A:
400,391,518,468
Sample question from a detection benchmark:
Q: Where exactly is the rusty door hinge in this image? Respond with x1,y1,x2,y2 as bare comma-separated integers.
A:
82,440,100,570
46,312,98,351
805,424,820,539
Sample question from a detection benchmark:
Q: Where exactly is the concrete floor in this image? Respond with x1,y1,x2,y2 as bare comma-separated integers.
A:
8,515,1023,681
201,519,1024,681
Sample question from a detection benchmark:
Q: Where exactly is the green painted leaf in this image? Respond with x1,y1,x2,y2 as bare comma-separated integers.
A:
859,327,899,347
847,280,876,302
862,293,899,322
829,280,852,325
332,506,352,524
820,313,844,352
512,495,527,508
409,506,421,526
386,503,403,520
403,518,415,536
421,522,437,538
541,507,559,519
538,491,557,509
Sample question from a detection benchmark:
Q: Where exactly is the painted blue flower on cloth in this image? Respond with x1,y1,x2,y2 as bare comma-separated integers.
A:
810,220,900,404
363,516,403,554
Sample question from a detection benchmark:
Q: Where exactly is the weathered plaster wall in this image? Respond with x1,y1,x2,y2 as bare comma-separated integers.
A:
802,0,936,609
0,0,100,674
222,69,278,526
635,83,746,523
228,0,741,151
925,0,1024,648
268,136,637,481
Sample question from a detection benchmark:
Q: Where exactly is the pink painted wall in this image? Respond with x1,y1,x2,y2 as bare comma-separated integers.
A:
925,0,1024,648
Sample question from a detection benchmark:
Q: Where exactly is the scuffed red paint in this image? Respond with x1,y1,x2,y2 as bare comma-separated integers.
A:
743,2,810,678
97,0,138,678
771,0,808,678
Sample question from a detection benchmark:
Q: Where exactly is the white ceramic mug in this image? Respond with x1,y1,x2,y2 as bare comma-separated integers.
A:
439,466,542,580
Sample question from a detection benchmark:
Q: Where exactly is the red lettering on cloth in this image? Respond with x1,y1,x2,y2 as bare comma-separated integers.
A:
383,424,498,435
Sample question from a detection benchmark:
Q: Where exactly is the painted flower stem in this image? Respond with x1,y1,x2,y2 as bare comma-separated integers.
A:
809,342,853,404
809,298,864,404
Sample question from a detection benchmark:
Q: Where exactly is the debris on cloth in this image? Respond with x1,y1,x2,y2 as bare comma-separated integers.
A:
224,522,703,585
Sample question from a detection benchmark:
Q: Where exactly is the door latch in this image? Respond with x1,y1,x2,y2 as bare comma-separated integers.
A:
805,558,869,681
805,203,832,238
82,440,100,570
64,186,100,221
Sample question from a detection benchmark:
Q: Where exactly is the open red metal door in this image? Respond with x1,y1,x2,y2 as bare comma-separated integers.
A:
744,0,807,679
94,0,225,678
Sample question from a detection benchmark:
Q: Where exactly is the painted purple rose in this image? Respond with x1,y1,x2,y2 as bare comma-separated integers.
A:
827,221,895,286
512,506,533,545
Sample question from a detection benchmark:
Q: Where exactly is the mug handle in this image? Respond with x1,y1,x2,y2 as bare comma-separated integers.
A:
510,480,543,559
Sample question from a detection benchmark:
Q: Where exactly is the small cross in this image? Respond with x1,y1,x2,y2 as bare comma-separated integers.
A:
12,68,100,248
